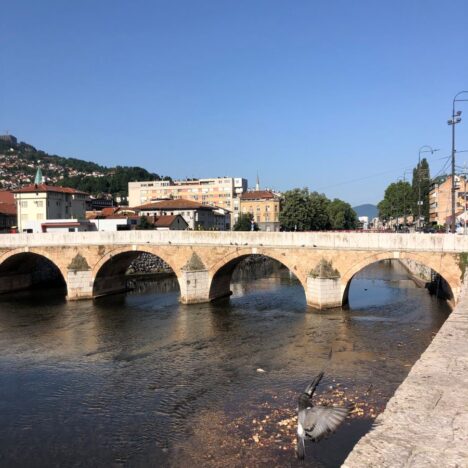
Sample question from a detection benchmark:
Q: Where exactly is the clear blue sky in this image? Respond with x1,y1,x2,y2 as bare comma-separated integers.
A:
1,0,468,206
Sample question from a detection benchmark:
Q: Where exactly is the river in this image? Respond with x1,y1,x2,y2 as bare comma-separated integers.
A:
0,259,451,467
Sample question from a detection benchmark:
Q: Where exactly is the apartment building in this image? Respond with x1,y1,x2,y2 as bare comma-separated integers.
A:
240,190,281,231
13,184,88,232
128,177,247,226
429,175,468,226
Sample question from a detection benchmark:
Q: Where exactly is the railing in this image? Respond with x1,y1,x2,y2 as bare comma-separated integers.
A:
1,230,468,252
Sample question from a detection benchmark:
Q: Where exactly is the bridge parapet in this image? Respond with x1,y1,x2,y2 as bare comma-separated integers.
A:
1,231,468,252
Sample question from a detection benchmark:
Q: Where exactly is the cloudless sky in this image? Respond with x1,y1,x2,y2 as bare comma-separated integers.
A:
1,0,468,205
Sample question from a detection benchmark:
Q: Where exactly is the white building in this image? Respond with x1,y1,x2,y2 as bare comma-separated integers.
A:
128,177,247,227
89,216,140,232
358,216,369,230
27,219,95,233
13,184,88,232
136,198,229,230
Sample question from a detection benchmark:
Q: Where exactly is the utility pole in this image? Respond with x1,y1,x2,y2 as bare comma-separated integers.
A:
418,146,438,231
448,91,468,233
464,163,467,235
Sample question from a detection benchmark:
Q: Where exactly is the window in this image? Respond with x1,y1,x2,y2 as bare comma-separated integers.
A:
34,200,43,207
20,201,28,208
36,213,44,220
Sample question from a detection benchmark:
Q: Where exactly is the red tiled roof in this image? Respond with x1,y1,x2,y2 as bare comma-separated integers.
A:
101,207,120,216
0,203,17,216
41,222,81,227
240,190,278,200
13,184,89,195
0,190,15,204
101,215,140,220
154,215,187,227
134,198,214,211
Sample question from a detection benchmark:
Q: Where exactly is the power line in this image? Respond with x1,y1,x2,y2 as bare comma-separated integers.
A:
315,154,451,192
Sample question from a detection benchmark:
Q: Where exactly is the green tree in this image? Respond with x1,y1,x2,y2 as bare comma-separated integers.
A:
234,213,258,231
378,181,413,223
411,158,431,225
279,188,331,231
327,199,358,229
137,216,153,230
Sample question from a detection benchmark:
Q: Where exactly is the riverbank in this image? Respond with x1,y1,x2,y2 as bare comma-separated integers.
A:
343,280,468,467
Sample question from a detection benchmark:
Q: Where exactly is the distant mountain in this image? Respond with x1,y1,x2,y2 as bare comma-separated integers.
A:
0,136,171,199
353,204,378,219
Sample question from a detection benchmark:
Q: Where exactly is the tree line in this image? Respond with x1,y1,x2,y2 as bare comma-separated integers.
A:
58,166,170,200
234,188,358,231
378,158,431,225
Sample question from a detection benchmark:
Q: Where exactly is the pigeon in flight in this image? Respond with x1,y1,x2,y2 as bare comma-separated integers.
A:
296,371,350,460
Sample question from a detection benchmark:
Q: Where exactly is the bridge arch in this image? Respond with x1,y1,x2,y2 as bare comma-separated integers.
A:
92,247,180,298
341,251,459,307
0,249,67,295
208,249,307,302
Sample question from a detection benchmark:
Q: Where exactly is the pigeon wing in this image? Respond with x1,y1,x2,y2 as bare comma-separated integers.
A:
303,371,324,397
303,406,349,441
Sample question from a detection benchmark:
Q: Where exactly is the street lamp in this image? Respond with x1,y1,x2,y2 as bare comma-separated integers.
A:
417,146,439,230
448,91,468,233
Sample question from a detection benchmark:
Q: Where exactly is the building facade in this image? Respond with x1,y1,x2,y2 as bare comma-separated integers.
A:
239,190,281,231
135,199,229,230
128,177,247,226
0,190,17,232
13,184,88,232
429,175,468,226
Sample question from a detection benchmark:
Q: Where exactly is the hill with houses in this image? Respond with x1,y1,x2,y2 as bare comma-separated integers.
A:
0,135,170,200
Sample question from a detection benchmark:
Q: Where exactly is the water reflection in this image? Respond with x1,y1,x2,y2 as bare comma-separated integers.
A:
0,260,450,467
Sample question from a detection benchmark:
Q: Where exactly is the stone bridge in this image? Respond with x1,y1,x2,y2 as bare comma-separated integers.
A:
0,231,467,308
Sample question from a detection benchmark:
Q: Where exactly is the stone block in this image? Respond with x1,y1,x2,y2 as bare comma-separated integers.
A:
306,275,342,309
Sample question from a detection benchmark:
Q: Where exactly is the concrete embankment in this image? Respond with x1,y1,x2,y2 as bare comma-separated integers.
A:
343,282,468,467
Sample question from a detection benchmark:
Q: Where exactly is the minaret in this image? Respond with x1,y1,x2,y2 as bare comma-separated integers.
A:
34,167,43,185
255,172,260,191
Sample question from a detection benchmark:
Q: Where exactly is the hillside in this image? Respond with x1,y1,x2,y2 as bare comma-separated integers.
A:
0,137,170,199
353,204,378,219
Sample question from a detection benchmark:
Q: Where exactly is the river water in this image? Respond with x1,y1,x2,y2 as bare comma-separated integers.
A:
0,260,451,467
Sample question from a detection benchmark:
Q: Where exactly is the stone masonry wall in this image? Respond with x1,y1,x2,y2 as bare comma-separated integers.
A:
399,258,432,282
127,252,172,274
343,281,468,467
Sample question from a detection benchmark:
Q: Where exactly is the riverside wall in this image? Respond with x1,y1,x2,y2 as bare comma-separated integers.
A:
343,281,468,467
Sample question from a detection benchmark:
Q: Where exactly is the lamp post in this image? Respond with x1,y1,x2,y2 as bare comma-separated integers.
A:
398,171,411,230
417,146,439,230
448,91,468,233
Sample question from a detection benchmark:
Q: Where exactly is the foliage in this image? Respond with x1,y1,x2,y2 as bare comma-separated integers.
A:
58,166,163,199
327,199,358,229
310,259,340,278
182,253,206,271
233,212,259,231
377,181,414,222
411,158,431,224
458,252,468,279
279,188,324,231
137,216,153,230
279,188,355,231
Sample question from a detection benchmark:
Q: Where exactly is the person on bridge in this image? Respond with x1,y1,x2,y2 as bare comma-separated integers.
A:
296,371,350,460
